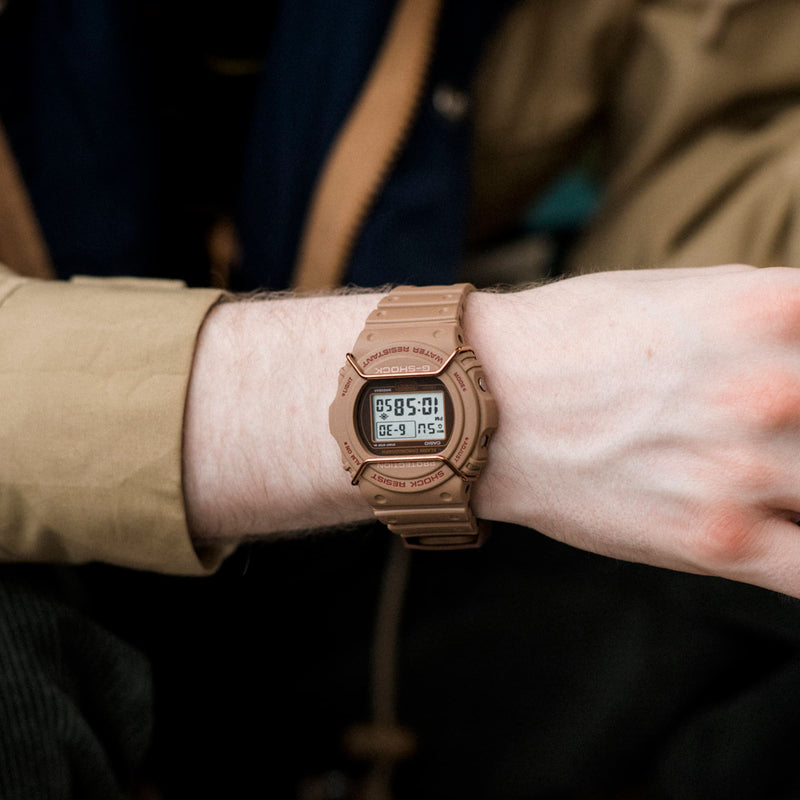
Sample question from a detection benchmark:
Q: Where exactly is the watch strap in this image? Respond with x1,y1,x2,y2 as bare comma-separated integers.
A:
351,284,471,361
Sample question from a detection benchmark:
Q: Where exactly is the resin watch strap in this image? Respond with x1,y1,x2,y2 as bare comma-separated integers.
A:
352,284,470,358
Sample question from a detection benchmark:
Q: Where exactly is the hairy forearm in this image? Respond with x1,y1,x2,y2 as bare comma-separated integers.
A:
183,286,534,544
183,292,382,541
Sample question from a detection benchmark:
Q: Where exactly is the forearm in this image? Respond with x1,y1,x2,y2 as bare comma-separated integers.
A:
183,292,381,542
182,288,522,544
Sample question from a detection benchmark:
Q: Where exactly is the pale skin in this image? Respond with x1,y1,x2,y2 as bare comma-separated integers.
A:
184,265,800,598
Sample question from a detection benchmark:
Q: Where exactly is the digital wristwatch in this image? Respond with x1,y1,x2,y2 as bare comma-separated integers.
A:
329,284,497,550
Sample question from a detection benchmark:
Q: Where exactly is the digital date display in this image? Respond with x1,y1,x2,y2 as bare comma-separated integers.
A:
357,377,453,454
372,391,446,442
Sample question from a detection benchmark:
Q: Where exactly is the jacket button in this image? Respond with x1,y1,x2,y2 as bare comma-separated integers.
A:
432,84,469,123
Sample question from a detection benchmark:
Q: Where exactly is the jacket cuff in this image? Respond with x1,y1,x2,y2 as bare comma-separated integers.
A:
0,272,228,575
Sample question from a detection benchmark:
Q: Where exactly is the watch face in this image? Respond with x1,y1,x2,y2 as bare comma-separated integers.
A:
356,377,453,455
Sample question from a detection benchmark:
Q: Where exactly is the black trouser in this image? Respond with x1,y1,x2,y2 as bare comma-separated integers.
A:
0,565,151,800
4,528,800,799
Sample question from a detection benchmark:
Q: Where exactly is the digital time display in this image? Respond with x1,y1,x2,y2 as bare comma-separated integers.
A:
356,377,452,455
371,391,446,442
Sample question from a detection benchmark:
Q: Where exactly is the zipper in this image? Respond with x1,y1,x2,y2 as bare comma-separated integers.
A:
291,0,444,292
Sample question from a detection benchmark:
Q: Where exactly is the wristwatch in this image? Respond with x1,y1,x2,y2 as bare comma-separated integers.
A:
329,284,497,550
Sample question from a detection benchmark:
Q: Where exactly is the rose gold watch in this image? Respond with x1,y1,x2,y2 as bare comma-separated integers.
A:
329,284,497,550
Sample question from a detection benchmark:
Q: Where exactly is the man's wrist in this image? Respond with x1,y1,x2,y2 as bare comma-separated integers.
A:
183,285,534,547
463,285,554,529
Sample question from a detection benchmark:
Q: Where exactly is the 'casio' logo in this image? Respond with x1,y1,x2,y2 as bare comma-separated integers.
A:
374,364,432,374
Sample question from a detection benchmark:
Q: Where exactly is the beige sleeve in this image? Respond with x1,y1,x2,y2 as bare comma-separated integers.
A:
568,0,800,273
0,265,228,575
469,0,637,240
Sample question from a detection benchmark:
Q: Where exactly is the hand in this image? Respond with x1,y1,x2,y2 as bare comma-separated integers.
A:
469,265,800,597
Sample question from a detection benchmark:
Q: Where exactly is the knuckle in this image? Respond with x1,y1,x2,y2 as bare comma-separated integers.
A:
689,507,760,569
752,373,800,430
741,273,800,341
720,371,800,431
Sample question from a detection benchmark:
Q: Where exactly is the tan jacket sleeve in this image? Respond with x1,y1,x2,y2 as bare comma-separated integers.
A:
0,265,227,575
568,0,800,273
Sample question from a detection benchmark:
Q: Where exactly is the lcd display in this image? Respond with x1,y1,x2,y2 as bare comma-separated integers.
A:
371,390,446,442
357,377,453,455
